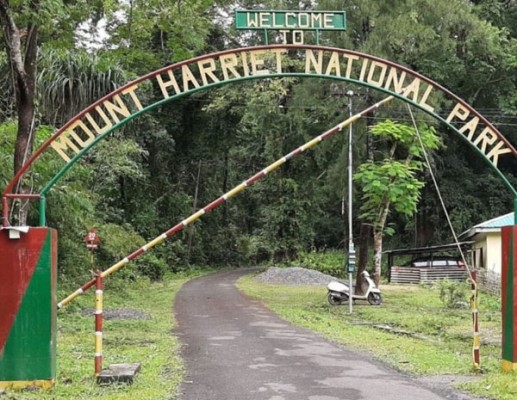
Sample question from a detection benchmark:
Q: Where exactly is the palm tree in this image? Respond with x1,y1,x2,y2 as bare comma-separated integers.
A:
37,49,128,127
0,46,128,225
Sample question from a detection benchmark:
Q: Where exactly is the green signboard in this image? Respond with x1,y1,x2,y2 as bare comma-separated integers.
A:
235,10,347,31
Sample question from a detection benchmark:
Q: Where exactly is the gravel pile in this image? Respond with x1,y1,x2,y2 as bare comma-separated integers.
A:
255,267,338,286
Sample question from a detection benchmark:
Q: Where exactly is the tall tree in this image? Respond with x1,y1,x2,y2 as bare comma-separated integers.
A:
0,0,39,187
354,120,441,283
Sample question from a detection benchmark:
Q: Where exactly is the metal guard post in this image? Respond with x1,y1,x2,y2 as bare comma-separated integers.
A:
470,270,480,370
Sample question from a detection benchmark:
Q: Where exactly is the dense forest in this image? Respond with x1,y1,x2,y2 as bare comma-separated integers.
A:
1,0,516,284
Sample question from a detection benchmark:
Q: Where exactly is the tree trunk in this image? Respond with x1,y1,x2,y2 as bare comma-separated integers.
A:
356,93,375,292
13,90,36,225
222,151,228,225
187,160,202,264
355,223,371,294
373,201,390,285
373,228,383,286
0,2,39,225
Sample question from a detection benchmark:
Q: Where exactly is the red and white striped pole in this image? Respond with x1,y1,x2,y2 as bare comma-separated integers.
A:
471,270,480,370
58,95,395,309
94,271,104,376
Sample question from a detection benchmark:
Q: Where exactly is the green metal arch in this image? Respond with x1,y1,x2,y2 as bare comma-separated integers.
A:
2,44,516,226
40,72,517,197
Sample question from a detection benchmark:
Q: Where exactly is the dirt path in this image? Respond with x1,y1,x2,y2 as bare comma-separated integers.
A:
174,269,484,400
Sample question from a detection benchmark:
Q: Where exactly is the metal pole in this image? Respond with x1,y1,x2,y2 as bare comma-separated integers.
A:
347,90,355,314
39,196,46,227
471,270,480,370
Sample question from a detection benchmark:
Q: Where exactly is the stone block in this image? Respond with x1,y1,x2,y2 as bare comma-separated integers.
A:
97,363,141,385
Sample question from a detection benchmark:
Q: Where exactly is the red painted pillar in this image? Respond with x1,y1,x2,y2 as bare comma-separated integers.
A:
502,226,517,371
0,227,57,389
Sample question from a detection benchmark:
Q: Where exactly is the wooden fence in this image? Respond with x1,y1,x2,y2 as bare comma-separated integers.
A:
389,266,468,284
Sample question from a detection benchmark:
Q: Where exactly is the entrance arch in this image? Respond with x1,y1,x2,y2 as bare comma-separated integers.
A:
2,44,517,227
3,44,517,386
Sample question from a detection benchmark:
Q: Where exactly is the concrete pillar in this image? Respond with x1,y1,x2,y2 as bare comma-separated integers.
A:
0,227,57,389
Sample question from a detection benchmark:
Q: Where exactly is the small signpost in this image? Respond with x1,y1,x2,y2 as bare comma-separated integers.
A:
85,228,100,275
85,228,100,251
235,10,346,44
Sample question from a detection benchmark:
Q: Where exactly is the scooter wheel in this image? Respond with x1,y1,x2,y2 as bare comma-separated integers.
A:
367,292,383,306
328,292,343,306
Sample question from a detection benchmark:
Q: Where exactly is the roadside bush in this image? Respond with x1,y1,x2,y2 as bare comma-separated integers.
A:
137,253,167,281
435,279,469,308
296,250,346,278
237,234,273,265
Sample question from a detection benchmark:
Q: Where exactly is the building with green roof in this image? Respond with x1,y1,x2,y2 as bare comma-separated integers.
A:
459,212,514,292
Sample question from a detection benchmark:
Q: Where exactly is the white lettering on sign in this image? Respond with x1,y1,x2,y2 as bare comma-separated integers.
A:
49,47,515,169
50,84,144,162
446,104,512,165
324,13,334,28
245,11,339,30
303,50,435,112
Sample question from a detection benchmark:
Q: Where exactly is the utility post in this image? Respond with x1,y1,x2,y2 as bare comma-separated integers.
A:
347,90,355,314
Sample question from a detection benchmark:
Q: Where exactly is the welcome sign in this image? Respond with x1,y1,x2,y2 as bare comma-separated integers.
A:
235,10,347,30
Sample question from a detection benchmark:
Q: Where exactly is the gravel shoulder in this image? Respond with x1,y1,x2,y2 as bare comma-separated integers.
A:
255,266,338,286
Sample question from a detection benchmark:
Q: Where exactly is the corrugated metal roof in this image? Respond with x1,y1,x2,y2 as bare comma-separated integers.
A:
458,212,515,240
474,212,514,229
384,241,474,255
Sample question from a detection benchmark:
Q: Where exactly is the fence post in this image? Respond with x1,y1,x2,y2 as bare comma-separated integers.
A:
470,270,480,370
95,271,104,376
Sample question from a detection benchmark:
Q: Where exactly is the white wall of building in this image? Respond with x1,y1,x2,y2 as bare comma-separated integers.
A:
485,232,502,275
474,231,502,275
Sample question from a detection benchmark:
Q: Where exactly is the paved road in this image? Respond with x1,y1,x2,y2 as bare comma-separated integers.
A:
174,269,480,400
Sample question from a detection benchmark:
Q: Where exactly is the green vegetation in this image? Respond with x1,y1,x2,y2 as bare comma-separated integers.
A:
2,273,198,400
2,1,517,395
237,273,517,399
353,120,442,281
2,0,517,284
296,250,349,279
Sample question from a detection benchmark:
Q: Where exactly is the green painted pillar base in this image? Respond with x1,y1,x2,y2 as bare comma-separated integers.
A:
0,228,57,389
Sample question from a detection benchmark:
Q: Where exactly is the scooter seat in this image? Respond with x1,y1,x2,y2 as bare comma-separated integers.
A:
328,281,348,291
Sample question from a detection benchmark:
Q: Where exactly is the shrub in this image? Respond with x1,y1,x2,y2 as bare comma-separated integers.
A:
137,253,167,281
435,279,468,309
296,250,347,278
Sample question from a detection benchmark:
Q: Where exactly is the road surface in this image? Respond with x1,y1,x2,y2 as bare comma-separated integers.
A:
174,269,482,400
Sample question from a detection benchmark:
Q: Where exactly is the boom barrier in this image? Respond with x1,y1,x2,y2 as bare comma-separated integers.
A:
57,96,395,308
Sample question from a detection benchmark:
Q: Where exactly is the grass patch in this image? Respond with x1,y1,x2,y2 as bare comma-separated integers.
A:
237,273,517,399
4,271,200,400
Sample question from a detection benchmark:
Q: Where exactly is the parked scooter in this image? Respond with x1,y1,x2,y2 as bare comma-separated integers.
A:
327,271,382,306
